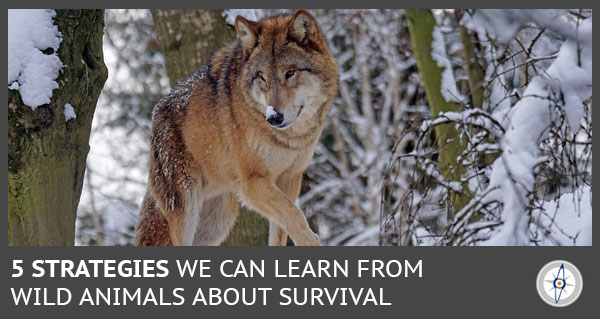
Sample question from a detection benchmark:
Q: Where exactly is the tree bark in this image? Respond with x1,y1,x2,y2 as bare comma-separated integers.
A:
8,10,108,245
405,9,470,215
458,17,498,169
458,20,485,108
150,9,268,246
150,9,235,86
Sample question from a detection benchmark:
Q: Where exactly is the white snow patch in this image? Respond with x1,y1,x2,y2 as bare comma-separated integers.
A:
343,225,380,246
8,82,19,90
64,103,76,121
431,26,465,103
8,9,63,109
532,186,592,246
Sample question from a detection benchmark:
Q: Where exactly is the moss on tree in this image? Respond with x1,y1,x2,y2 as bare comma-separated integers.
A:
150,9,236,86
405,9,471,215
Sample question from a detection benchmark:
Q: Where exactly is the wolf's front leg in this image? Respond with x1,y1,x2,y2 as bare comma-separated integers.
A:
269,173,305,246
241,175,320,246
269,220,288,246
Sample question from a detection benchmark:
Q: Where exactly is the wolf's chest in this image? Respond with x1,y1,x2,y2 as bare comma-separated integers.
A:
253,139,314,178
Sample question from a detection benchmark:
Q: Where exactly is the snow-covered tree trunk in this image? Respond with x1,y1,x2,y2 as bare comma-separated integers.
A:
8,10,108,245
150,9,269,246
405,9,471,214
458,19,485,108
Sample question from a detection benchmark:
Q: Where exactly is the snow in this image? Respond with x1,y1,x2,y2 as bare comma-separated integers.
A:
462,10,576,44
8,9,63,109
75,9,590,247
545,18,592,131
421,109,503,137
461,10,521,44
532,186,592,246
430,26,464,103
64,103,76,121
222,9,263,25
343,225,380,246
265,105,277,119
478,17,592,246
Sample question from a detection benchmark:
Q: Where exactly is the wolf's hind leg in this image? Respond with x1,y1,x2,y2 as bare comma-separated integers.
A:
136,195,172,246
193,193,239,246
160,187,203,246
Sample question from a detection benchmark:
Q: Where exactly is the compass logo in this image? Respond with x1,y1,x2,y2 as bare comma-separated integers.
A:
536,260,583,307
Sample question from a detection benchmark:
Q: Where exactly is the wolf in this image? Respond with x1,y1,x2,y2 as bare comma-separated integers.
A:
135,10,339,246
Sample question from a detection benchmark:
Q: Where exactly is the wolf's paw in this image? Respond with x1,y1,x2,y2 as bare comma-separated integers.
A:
296,233,321,246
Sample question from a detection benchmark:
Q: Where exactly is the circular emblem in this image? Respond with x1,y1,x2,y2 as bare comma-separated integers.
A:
536,260,583,307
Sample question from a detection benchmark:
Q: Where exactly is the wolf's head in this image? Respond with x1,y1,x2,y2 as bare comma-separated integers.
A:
235,10,338,130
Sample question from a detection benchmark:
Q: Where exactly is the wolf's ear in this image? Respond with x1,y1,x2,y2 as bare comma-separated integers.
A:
235,16,259,54
288,10,321,47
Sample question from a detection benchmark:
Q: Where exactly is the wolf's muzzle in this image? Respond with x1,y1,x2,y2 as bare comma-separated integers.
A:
266,106,284,127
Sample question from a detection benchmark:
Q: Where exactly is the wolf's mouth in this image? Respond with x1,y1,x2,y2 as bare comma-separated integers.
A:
274,123,291,130
296,105,304,117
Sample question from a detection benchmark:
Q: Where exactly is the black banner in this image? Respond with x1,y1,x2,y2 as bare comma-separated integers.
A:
5,247,593,317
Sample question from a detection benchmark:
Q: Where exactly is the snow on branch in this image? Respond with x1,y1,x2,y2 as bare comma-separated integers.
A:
478,17,591,245
383,10,592,246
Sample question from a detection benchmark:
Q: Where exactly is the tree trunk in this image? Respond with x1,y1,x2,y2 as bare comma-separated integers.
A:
150,9,235,86
405,9,470,215
8,10,108,245
457,14,498,169
151,9,268,246
458,24,485,108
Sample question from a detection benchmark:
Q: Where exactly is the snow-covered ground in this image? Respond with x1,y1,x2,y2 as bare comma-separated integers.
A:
532,186,592,245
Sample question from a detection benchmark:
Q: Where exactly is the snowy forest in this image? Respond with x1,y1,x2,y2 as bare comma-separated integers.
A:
8,9,592,246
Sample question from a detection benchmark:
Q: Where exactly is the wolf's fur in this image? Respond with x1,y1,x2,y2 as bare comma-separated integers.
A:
135,10,338,246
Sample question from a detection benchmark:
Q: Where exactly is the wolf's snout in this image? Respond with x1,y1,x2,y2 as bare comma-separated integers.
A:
267,113,283,126
266,106,284,127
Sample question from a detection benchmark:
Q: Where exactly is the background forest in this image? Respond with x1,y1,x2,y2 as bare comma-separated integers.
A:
8,9,592,246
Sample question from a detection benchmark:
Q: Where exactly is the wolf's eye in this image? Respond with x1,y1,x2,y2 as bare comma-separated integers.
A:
285,70,296,79
257,71,265,82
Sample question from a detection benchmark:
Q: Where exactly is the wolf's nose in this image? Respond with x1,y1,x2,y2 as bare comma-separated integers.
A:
266,106,284,126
